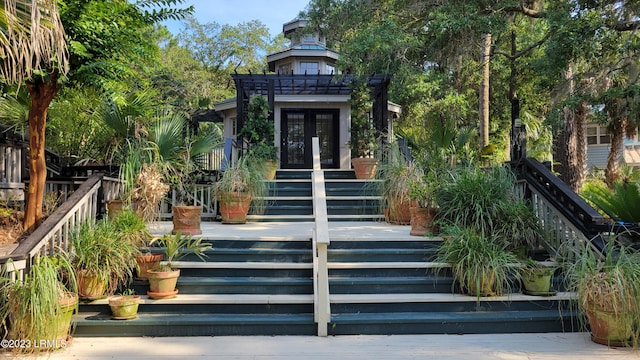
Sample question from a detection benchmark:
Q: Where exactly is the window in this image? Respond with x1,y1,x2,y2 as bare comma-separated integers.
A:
326,64,335,75
300,62,319,74
278,64,291,75
587,125,610,145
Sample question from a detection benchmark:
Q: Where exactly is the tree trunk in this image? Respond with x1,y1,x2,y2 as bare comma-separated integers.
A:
479,33,491,150
575,102,588,188
553,65,586,192
555,106,580,192
605,100,627,186
23,77,59,232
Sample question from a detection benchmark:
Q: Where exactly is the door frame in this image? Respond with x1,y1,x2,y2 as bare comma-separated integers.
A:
280,108,339,169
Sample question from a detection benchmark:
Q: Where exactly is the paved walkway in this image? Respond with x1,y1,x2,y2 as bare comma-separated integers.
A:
147,221,422,241
13,333,639,359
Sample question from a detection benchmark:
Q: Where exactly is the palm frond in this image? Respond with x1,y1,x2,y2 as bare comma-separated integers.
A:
0,0,68,84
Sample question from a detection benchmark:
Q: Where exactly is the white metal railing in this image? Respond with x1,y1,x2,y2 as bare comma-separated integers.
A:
311,137,330,337
0,174,104,280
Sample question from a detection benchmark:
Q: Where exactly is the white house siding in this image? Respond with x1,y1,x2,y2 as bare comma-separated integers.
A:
587,145,611,169
215,96,353,170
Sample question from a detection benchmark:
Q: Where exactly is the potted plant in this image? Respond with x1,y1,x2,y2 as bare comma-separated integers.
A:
166,131,219,235
109,208,161,281
0,254,78,354
564,239,640,347
130,163,170,223
216,156,268,224
70,219,140,299
146,232,211,299
108,289,140,320
435,225,520,297
377,143,419,224
248,142,279,180
520,259,557,296
349,82,379,179
239,95,278,180
408,171,440,236
437,166,518,236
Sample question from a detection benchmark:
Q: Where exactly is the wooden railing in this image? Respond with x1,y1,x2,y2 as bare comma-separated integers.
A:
311,137,330,337
159,185,217,220
0,140,25,202
0,174,104,280
515,158,611,257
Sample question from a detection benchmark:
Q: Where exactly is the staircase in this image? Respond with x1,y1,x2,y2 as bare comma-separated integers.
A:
247,169,384,222
327,236,577,335
73,224,577,337
74,226,317,336
72,169,578,337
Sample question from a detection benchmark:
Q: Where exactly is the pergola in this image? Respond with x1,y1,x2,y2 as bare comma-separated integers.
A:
231,73,391,147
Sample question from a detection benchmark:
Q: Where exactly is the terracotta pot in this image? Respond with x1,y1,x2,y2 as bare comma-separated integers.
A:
77,269,107,300
387,198,415,225
464,274,496,297
109,295,140,320
172,205,202,235
106,199,124,220
409,207,437,236
586,308,634,346
135,253,164,280
352,157,379,179
219,192,252,224
147,269,180,299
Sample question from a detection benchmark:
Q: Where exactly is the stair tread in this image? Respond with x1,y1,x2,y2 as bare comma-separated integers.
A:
330,292,576,303
329,261,449,269
169,261,313,269
83,293,314,305
329,309,576,323
177,276,313,284
75,312,314,324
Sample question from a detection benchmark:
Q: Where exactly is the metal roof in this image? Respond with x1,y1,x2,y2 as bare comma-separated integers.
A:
231,73,391,96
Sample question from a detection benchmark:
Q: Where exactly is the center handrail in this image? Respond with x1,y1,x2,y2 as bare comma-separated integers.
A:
311,137,330,336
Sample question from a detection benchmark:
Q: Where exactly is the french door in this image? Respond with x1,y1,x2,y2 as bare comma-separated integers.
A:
281,109,339,169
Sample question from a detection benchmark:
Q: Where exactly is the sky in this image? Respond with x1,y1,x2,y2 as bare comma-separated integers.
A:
163,0,312,37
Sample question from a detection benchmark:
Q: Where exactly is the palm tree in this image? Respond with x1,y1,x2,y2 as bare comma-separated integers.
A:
0,0,68,231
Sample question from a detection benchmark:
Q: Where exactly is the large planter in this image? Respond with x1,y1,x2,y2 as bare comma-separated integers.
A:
409,207,437,236
105,199,124,220
352,157,379,179
147,269,180,299
109,295,140,320
172,205,202,235
521,267,556,296
464,273,496,297
77,269,107,300
219,192,252,224
386,198,414,225
586,308,634,346
54,292,78,345
135,253,164,281
263,160,278,180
